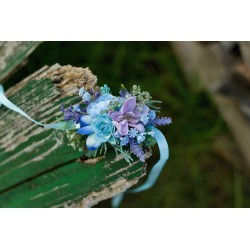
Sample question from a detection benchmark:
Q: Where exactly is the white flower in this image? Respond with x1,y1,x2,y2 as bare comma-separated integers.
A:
75,123,81,129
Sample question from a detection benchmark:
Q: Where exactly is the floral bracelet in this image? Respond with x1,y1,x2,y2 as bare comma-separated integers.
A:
60,84,171,163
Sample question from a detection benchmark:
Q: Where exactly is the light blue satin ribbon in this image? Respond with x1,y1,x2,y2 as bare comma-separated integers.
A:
112,127,169,207
0,84,69,130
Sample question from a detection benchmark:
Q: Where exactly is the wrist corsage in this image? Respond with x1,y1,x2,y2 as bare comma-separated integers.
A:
61,84,172,164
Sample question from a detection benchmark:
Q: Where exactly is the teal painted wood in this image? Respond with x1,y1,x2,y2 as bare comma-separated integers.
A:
0,64,147,207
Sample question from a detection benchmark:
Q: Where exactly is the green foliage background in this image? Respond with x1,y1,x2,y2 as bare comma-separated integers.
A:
6,42,250,207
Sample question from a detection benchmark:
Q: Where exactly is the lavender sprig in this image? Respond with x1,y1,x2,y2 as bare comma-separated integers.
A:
119,84,129,98
88,89,101,101
60,105,81,123
130,139,145,162
149,117,172,126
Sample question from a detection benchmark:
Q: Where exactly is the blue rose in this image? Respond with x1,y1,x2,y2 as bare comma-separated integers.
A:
91,114,115,144
77,114,115,150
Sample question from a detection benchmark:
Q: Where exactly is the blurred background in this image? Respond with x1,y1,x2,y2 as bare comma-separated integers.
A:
5,41,250,207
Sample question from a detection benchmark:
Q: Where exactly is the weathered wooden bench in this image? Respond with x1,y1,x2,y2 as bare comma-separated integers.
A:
0,43,147,207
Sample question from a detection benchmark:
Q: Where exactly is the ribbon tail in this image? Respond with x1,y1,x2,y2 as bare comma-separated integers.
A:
0,84,67,130
129,127,169,193
111,127,169,207
111,193,125,208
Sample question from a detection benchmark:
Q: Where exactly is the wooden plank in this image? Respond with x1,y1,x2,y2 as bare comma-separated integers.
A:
0,41,41,83
172,42,250,169
0,151,147,208
0,64,147,207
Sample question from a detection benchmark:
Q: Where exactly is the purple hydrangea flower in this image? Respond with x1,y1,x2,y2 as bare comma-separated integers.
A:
137,133,145,144
140,114,149,125
110,96,145,136
120,136,129,146
128,128,138,138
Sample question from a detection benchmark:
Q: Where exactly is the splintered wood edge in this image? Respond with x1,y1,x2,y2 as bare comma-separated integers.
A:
64,177,141,208
5,63,99,97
